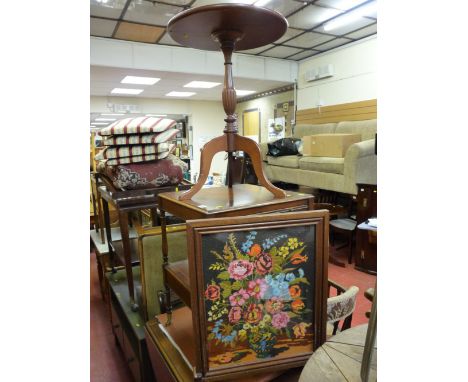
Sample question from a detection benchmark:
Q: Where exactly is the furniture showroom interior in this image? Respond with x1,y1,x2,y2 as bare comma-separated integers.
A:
90,1,377,381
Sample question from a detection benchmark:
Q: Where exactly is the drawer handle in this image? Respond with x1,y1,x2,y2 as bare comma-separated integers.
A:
361,250,365,259
363,198,367,208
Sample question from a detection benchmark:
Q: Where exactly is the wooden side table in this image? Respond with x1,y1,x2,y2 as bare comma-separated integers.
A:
98,177,192,311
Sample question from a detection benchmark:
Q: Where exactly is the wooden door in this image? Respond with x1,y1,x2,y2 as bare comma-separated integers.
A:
242,108,260,143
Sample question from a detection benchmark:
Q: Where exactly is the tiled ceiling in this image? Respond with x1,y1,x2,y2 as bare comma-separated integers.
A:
90,0,377,61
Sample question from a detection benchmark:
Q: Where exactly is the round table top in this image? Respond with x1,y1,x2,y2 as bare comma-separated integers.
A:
167,3,288,51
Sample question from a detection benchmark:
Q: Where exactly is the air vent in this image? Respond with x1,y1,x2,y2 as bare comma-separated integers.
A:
112,104,140,113
305,64,334,82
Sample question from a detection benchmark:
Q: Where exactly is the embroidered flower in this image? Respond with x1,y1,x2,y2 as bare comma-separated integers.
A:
229,289,250,307
248,243,262,257
228,260,254,280
244,303,264,324
204,285,220,301
228,306,243,323
293,322,311,338
291,299,305,313
255,253,273,275
291,253,308,265
271,311,290,329
247,278,268,299
289,285,302,299
265,297,285,314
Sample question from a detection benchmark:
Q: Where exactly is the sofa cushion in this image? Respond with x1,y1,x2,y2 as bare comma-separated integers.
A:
335,119,377,141
293,123,336,139
298,156,345,174
267,155,300,168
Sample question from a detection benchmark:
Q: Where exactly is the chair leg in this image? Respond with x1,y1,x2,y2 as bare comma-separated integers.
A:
348,231,353,264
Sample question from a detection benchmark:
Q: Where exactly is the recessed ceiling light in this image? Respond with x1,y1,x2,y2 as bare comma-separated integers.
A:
145,114,167,117
100,113,125,116
166,91,196,97
121,76,160,85
95,118,116,121
91,122,109,125
184,81,221,89
323,1,377,31
236,90,256,96
111,88,144,95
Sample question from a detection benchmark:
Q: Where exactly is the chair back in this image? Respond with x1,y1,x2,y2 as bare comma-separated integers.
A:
327,284,359,336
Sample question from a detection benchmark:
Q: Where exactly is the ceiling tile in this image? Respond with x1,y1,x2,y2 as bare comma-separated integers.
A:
260,46,303,59
345,23,377,39
287,4,343,30
287,50,321,61
273,27,303,44
158,32,182,46
316,0,369,11
239,44,275,55
123,2,184,26
284,31,334,49
90,0,126,18
114,22,165,43
314,37,350,51
260,0,306,17
90,18,117,38
318,16,374,35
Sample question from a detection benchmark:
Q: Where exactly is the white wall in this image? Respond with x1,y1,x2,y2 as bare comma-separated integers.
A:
297,36,377,110
236,90,294,143
91,96,227,175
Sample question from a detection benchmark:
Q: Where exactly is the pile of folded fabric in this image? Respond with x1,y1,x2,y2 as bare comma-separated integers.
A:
95,116,188,190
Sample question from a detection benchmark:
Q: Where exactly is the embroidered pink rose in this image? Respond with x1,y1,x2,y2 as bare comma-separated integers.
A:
265,297,284,314
228,260,253,280
229,289,250,306
272,311,290,329
228,306,243,323
204,285,220,301
247,278,267,299
254,253,273,275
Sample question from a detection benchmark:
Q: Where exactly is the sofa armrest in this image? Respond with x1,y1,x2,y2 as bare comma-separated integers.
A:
259,142,269,162
343,139,377,193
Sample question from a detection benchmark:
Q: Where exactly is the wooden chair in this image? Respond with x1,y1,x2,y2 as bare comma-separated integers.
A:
327,280,359,337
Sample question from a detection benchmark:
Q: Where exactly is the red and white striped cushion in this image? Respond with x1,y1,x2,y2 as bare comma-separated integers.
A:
98,117,176,136
103,144,175,165
102,129,179,146
95,143,171,160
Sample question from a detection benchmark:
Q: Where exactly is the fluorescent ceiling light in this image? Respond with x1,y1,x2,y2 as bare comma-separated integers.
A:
111,88,144,95
323,1,377,31
100,113,125,116
145,114,167,117
330,0,368,10
121,76,160,85
184,81,221,89
166,91,196,97
91,122,109,125
236,90,256,96
254,0,271,6
95,118,116,121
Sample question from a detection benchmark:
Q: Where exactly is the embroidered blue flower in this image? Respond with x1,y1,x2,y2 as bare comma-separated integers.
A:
241,231,258,252
298,268,304,278
212,320,237,344
264,273,291,300
262,234,287,250
285,272,295,282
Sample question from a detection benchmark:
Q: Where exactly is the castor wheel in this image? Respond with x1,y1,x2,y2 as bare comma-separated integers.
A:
130,302,139,312
157,290,167,314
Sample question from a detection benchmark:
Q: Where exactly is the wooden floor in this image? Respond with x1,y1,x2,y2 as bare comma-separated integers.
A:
90,245,375,381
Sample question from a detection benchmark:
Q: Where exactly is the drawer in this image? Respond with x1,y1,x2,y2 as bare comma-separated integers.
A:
122,329,141,382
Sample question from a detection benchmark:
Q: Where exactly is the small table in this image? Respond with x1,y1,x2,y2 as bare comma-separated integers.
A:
355,221,377,274
299,324,377,382
98,176,192,311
